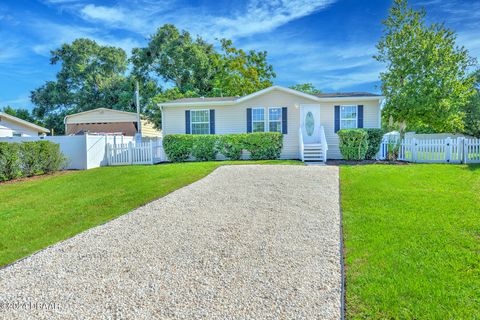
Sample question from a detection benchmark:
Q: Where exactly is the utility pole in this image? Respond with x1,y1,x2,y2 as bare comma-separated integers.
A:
135,80,142,143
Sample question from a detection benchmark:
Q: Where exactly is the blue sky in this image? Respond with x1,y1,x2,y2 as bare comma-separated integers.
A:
0,0,479,110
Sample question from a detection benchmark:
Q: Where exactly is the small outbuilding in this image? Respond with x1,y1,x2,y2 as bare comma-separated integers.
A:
0,112,49,137
64,108,161,137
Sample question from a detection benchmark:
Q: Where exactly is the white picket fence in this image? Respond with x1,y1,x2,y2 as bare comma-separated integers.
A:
106,140,166,165
378,137,480,164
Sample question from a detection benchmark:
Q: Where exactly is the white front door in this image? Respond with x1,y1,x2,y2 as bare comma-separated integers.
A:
300,105,321,144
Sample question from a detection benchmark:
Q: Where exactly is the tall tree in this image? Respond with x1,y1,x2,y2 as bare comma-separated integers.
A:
211,39,275,97
289,83,321,95
462,70,480,137
132,25,276,98
131,24,218,96
31,38,142,134
375,0,477,134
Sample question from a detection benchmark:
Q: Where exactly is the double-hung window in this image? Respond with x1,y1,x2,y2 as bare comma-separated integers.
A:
340,105,357,129
252,108,265,132
268,107,282,132
190,109,210,134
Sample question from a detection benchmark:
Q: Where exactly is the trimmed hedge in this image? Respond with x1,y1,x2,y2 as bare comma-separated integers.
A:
338,129,369,160
191,135,219,161
243,132,283,160
364,128,385,160
163,132,283,162
0,141,66,182
219,134,244,160
162,135,195,162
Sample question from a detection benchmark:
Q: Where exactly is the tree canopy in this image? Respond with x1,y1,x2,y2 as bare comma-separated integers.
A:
376,0,477,134
30,38,158,134
132,24,276,98
289,83,322,95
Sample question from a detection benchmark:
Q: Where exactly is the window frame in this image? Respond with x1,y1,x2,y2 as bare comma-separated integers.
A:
268,107,283,133
190,109,210,135
340,105,358,130
251,107,266,132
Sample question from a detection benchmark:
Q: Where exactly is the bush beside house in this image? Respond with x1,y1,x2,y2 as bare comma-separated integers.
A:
163,132,283,162
0,141,66,182
338,129,385,161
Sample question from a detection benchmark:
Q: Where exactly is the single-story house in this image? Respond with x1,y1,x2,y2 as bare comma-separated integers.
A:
64,108,161,137
0,112,49,137
159,86,383,161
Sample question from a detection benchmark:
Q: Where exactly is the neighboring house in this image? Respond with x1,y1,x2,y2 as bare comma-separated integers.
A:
0,112,49,137
160,86,383,161
64,108,161,137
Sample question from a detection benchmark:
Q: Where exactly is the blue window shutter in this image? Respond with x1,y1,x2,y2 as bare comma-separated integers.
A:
210,109,215,134
282,107,288,134
334,105,340,133
246,108,252,133
185,110,191,134
358,105,364,128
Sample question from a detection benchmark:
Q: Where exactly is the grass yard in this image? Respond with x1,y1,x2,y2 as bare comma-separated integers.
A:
0,160,300,267
341,164,480,319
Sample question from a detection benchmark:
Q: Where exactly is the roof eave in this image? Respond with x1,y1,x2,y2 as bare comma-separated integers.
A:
159,95,384,107
0,113,49,133
159,100,236,107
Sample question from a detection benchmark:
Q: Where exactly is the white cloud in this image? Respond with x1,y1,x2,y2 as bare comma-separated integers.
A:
210,0,337,38
81,5,127,24
51,0,337,40
29,20,141,57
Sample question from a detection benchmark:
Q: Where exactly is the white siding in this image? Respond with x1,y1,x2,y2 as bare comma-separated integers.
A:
162,90,381,160
0,118,42,137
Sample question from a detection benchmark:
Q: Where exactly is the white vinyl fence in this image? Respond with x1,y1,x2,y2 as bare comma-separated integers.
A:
106,139,165,165
378,136,480,164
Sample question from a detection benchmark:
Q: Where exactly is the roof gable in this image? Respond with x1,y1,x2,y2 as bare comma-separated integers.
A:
0,112,49,133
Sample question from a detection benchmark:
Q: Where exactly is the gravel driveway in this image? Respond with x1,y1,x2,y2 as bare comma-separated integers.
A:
0,165,341,320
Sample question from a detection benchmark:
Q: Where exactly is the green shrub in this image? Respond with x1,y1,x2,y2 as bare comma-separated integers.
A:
37,140,67,173
191,135,219,161
0,140,65,181
338,129,369,160
163,134,195,162
0,143,21,181
363,128,385,160
219,134,245,160
19,141,42,177
243,132,283,160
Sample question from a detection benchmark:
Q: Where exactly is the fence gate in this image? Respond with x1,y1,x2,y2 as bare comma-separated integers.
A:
107,140,165,165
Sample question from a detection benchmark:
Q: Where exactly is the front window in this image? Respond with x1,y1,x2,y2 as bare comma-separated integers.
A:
191,109,210,134
252,108,265,132
268,107,282,132
340,106,357,129
12,132,22,137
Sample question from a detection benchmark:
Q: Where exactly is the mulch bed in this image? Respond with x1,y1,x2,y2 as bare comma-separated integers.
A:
0,170,77,185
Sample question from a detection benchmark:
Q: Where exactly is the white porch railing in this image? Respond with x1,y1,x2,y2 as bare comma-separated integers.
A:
319,126,328,161
378,136,480,164
107,139,165,165
298,127,305,162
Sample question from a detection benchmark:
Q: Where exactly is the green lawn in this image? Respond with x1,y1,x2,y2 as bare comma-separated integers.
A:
0,160,299,267
341,164,480,319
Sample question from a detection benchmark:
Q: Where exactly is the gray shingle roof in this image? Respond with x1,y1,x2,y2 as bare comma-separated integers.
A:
165,91,381,104
314,92,381,98
168,96,238,103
